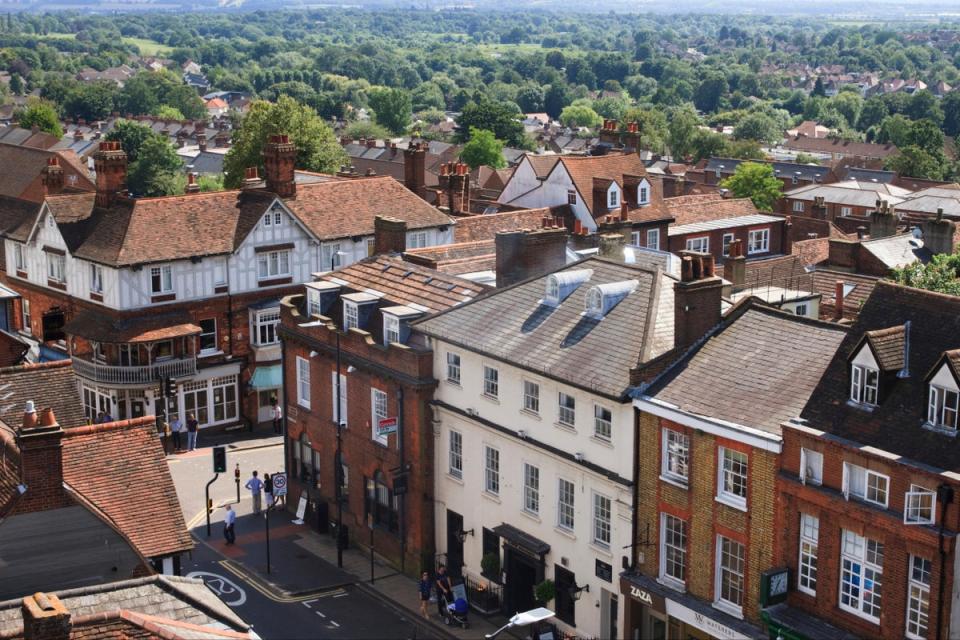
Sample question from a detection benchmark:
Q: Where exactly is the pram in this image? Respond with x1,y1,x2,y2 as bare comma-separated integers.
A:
444,597,469,629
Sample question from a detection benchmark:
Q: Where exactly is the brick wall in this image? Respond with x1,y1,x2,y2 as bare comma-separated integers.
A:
777,426,959,639
280,295,437,575
781,198,872,222
635,411,778,625
668,222,785,264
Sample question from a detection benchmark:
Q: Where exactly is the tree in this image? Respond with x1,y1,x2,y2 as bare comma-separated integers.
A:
126,136,184,197
941,91,960,138
543,83,570,120
891,251,960,295
689,129,728,163
368,87,412,136
16,99,62,137
155,105,185,120
907,89,943,125
812,77,826,97
455,99,524,147
345,120,392,141
733,112,780,144
723,139,765,160
8,73,23,96
720,162,782,211
857,96,888,131
793,153,820,165
885,145,945,181
62,81,116,121
223,96,347,188
694,73,728,113
560,104,601,128
459,128,506,169
906,119,944,157
667,106,699,160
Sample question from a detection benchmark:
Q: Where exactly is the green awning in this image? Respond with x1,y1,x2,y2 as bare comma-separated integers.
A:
250,365,282,389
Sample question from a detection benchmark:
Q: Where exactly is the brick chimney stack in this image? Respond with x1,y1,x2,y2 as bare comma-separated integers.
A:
447,162,470,215
622,121,641,153
373,215,408,255
495,227,568,288
17,404,69,513
722,239,746,288
674,252,723,350
42,157,64,196
263,134,297,199
404,141,427,201
834,279,845,321
93,141,127,209
22,592,71,640
922,208,956,255
598,119,620,146
185,172,200,194
242,167,262,190
197,132,207,153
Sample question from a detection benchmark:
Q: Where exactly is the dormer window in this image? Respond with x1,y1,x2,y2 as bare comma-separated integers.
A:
384,314,400,345
546,277,559,302
638,179,650,205
543,269,593,307
608,189,619,209
307,289,321,316
851,364,879,406
586,287,603,317
584,280,639,319
341,292,378,331
927,385,958,432
343,300,359,330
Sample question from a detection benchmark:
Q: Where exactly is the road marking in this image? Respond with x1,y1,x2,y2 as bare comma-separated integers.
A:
185,571,247,606
302,600,314,609
333,592,348,598
315,611,326,618
217,559,346,603
329,621,340,628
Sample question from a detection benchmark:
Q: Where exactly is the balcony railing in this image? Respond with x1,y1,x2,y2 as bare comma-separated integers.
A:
72,356,197,386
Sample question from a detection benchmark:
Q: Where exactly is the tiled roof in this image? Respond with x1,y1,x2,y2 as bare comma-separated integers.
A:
415,257,673,398
557,154,648,215
318,255,486,313
403,240,497,275
0,143,93,202
0,360,87,430
0,194,42,242
62,417,194,559
526,155,560,179
648,303,847,434
283,176,452,241
809,269,879,316
799,281,960,470
63,310,200,343
665,195,759,226
453,207,559,243
863,325,906,371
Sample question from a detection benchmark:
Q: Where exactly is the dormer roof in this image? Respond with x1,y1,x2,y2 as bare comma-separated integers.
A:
857,325,905,372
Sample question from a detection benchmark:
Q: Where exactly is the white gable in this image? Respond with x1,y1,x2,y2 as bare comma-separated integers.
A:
851,343,879,370
930,362,959,391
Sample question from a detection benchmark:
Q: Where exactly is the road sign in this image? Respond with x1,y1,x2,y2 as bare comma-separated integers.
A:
376,417,398,437
272,472,287,496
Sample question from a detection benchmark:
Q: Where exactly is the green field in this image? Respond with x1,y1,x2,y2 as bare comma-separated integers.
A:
122,37,174,56
34,32,77,40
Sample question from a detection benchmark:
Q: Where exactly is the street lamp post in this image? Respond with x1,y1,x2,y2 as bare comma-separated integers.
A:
331,248,347,568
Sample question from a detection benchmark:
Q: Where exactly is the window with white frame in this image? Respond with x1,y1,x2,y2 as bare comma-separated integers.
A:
199,319,217,353
523,463,539,515
296,357,310,408
715,536,746,613
567,190,577,205
718,448,748,508
306,290,322,318
660,513,687,587
262,210,282,227
407,231,428,249
906,555,932,639
331,371,348,426
685,236,709,253
593,493,612,547
371,388,388,445
523,380,540,414
449,430,463,479
322,243,343,270
748,228,770,254
722,233,734,257
630,231,641,247
927,384,959,431
800,448,823,485
646,228,660,250
211,375,238,423
794,303,808,317
798,513,819,595
253,309,280,345
558,392,576,427
150,265,172,293
383,315,400,346
839,530,883,623
841,206,853,217
484,446,500,495
662,428,690,484
89,264,103,294
213,257,227,286
792,200,804,212
21,299,30,334
14,243,24,271
257,250,290,280
594,405,612,442
557,478,575,531
343,301,359,330
608,189,619,208
904,484,937,525
483,365,499,398
850,364,879,406
446,352,461,384
639,185,649,204
843,462,889,507
47,253,65,283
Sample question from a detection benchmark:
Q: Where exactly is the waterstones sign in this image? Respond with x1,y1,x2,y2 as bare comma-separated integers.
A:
664,600,751,640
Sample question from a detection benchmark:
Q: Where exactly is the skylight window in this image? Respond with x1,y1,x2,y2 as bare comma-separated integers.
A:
584,280,639,318
544,269,593,306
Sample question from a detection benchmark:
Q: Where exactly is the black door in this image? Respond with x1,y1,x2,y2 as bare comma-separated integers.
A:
554,565,577,626
446,509,464,578
505,548,538,615
42,310,65,342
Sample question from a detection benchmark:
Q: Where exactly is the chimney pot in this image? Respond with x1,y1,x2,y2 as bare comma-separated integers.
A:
834,279,845,320
22,592,71,640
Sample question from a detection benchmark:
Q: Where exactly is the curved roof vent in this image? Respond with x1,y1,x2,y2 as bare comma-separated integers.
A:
544,269,594,306
585,280,639,318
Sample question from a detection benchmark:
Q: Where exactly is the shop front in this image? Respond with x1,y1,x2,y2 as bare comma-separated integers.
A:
620,574,765,640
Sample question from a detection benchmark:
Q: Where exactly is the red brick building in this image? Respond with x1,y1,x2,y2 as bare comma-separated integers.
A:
768,281,960,640
279,249,486,573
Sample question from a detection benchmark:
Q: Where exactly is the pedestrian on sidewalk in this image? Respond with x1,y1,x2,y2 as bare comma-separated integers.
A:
245,470,263,514
186,413,199,451
170,415,183,451
263,473,274,508
270,397,282,434
435,565,452,619
224,504,236,545
418,571,432,619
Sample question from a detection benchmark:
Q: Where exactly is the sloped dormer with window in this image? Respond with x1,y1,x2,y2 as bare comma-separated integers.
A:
846,324,906,408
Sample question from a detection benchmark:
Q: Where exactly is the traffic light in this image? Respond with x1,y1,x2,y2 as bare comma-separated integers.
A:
212,446,227,473
164,377,177,398
207,497,213,514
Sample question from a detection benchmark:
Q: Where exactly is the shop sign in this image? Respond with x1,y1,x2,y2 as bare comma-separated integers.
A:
627,584,665,612
665,601,751,640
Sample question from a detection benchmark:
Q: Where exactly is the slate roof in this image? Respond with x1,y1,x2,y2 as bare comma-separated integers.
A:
897,194,960,218
704,157,829,183
415,257,674,399
798,281,960,471
860,233,931,269
0,576,251,639
647,303,847,434
784,182,909,208
318,255,487,313
668,213,783,237
453,207,561,243
62,417,194,559
783,136,898,159
664,195,759,226
0,361,86,430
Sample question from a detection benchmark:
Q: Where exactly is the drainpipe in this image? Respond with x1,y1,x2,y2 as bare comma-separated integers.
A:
630,404,639,572
936,483,954,640
280,332,289,502
397,386,406,575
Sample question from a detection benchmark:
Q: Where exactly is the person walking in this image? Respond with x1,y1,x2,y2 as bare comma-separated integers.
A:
263,473,274,509
418,571,432,619
245,470,263,514
170,415,183,452
186,413,199,451
435,565,452,619
270,397,282,434
223,504,236,545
